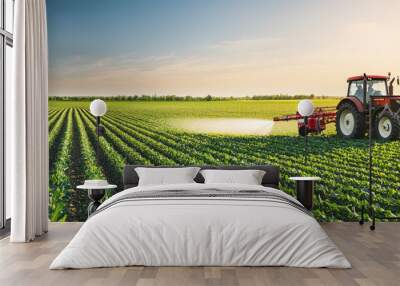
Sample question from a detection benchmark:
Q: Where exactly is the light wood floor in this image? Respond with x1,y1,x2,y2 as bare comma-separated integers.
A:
0,222,399,286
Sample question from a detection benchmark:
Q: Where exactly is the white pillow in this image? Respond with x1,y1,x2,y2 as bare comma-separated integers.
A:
200,169,266,185
135,167,200,186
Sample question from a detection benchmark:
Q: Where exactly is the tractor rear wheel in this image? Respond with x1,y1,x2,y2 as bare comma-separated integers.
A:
336,102,366,139
374,114,399,140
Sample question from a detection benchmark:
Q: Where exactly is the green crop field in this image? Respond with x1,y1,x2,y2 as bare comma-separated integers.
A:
48,99,400,222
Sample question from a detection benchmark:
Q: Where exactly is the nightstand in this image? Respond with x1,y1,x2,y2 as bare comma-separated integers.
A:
289,177,321,210
77,182,117,217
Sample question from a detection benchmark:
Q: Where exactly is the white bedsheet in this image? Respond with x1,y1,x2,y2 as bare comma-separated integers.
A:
50,183,351,269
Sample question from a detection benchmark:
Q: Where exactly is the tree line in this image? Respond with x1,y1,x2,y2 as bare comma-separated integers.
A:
49,94,341,101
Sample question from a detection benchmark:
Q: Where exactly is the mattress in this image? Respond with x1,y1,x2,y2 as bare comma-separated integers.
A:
50,183,351,269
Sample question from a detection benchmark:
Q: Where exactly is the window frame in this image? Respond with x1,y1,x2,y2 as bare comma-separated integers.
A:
0,0,13,231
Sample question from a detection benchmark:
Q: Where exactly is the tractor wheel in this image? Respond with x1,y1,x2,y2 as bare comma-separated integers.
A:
336,102,366,139
298,126,306,136
374,114,399,140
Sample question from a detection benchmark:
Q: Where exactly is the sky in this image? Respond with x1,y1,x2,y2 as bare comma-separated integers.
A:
47,0,400,97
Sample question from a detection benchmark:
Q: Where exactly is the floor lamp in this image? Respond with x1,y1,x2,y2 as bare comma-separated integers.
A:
361,86,400,230
90,99,107,163
367,94,375,230
298,100,315,165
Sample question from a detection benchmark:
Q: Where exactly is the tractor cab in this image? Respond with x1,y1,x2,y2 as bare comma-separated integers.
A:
347,75,389,104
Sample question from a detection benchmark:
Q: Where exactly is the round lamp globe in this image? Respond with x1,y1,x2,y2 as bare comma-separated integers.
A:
297,99,314,117
90,99,107,117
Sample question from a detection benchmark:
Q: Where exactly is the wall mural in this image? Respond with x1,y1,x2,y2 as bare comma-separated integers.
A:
47,0,400,222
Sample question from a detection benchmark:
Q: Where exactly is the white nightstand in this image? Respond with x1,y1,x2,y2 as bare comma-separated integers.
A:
77,182,117,217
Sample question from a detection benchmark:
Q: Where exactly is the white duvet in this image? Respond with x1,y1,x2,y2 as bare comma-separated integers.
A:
50,183,351,269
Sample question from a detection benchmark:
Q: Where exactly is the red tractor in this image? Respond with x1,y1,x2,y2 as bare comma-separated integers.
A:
274,74,400,140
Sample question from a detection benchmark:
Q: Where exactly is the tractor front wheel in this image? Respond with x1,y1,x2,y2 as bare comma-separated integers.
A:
374,114,399,140
336,102,365,139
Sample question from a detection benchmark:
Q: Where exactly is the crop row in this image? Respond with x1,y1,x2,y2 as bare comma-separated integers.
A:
49,109,73,221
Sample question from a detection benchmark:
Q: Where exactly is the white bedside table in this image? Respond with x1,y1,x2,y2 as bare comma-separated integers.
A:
77,183,117,217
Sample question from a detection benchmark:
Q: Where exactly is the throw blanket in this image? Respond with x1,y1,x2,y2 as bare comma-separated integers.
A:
91,188,313,218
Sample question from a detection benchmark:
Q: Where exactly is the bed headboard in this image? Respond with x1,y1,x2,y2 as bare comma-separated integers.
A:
123,165,280,189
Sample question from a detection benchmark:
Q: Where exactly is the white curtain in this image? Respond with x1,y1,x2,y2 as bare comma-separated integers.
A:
9,0,49,242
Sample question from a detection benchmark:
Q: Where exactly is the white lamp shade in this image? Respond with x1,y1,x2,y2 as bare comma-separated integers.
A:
90,99,107,117
297,99,314,117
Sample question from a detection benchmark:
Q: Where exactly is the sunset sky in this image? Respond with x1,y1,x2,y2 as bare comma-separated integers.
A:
47,0,400,97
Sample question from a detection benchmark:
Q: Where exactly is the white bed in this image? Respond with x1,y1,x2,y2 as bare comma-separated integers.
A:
50,183,351,269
